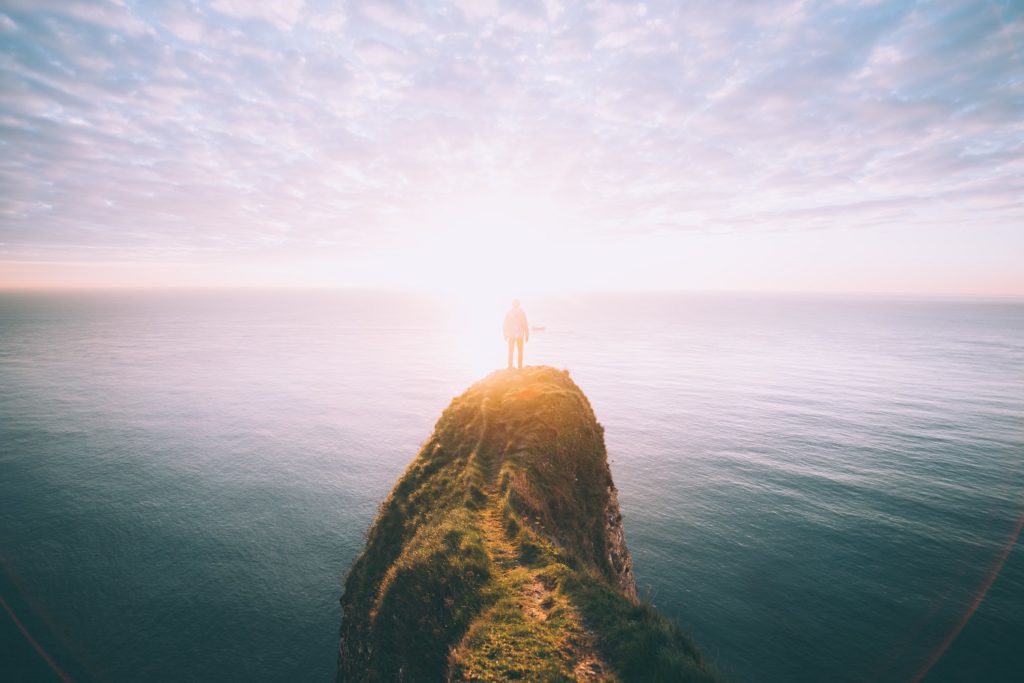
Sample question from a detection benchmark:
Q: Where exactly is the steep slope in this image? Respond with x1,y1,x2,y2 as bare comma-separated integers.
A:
337,366,721,682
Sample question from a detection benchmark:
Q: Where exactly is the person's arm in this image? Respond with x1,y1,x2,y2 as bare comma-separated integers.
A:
523,311,529,342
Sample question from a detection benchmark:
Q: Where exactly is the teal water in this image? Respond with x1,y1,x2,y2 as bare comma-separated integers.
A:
1,291,1022,682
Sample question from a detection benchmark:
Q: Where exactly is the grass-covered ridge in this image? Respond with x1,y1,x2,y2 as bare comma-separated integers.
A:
337,366,722,682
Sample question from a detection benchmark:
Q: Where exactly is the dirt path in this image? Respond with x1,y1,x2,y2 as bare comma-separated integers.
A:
476,477,611,681
465,407,611,680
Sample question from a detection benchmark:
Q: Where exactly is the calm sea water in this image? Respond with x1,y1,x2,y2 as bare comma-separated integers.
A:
1,291,1022,682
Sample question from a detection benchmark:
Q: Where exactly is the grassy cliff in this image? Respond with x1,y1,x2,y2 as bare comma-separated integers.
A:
337,366,721,682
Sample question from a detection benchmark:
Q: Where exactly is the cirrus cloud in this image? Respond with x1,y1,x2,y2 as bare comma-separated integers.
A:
0,0,1021,291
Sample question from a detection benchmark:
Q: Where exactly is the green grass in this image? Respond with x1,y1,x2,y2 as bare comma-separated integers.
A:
337,366,724,682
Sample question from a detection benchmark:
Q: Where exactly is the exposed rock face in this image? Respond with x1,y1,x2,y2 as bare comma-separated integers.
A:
604,484,637,600
337,366,719,682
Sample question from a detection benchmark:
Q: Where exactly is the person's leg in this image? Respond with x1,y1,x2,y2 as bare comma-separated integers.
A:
516,337,524,368
507,338,514,368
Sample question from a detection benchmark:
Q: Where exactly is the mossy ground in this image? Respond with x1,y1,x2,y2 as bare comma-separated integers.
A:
338,366,723,682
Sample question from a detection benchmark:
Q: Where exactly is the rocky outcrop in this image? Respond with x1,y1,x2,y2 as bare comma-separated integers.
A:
604,483,637,600
337,366,720,682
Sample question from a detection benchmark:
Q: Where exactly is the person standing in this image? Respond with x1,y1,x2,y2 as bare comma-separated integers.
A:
503,299,529,369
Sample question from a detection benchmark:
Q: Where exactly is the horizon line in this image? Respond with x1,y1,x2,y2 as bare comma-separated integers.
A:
1,285,1023,302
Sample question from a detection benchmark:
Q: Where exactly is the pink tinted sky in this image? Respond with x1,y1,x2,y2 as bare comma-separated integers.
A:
1,1,1022,296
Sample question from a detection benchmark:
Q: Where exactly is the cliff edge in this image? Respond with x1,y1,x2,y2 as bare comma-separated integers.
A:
337,366,721,682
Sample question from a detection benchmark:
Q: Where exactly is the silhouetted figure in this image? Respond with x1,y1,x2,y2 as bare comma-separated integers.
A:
503,299,529,369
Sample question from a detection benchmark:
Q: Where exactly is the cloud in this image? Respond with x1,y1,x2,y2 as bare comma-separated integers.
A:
210,0,307,31
355,0,427,35
453,0,499,23
0,0,1021,287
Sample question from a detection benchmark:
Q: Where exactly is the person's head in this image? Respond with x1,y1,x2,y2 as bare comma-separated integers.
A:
511,299,520,309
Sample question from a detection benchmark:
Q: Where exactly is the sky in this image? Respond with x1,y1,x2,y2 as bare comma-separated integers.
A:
1,0,1022,295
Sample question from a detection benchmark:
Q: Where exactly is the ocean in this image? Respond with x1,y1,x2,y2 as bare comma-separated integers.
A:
1,290,1022,682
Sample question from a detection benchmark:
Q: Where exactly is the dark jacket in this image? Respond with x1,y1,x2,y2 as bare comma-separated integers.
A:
503,308,528,341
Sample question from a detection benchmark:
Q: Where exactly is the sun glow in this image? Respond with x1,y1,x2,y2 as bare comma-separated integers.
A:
404,188,578,375
426,191,580,286
445,289,523,377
